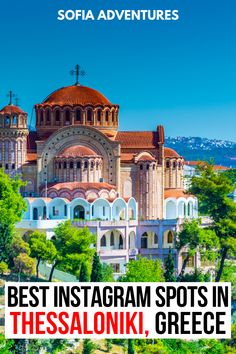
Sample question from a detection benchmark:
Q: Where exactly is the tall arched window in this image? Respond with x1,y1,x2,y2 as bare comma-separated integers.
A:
119,235,123,249
166,161,170,168
55,110,60,123
141,232,148,249
65,110,70,125
167,231,173,244
77,161,81,169
154,233,158,245
40,111,44,124
87,109,92,122
70,161,74,169
46,110,50,124
105,110,109,122
97,110,101,122
110,232,114,246
76,109,81,122
112,111,115,122
13,116,17,126
5,116,10,126
101,235,106,247
173,161,177,169
63,161,67,169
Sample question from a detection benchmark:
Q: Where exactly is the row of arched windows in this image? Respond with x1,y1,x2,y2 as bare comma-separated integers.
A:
38,108,117,126
139,164,156,170
55,160,101,170
0,115,26,128
166,160,183,169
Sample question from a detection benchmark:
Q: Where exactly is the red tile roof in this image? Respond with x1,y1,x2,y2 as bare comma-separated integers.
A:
115,131,158,149
39,85,112,106
45,182,117,191
164,147,180,158
0,105,25,115
185,161,229,171
165,189,194,199
57,145,98,158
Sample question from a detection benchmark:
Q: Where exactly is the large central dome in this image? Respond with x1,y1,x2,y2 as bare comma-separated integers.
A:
43,85,111,106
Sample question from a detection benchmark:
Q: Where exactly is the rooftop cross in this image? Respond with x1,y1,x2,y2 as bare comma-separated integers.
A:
7,90,16,105
70,64,85,86
15,95,20,106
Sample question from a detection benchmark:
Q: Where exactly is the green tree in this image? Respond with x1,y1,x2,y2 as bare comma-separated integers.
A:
189,162,236,281
0,170,26,264
49,221,95,281
120,257,164,282
0,261,9,275
223,169,236,184
28,231,57,278
0,334,14,353
164,248,176,282
91,252,103,282
79,261,90,282
14,253,36,280
105,339,113,352
101,263,114,282
128,339,135,354
82,339,96,354
176,219,219,280
10,233,30,259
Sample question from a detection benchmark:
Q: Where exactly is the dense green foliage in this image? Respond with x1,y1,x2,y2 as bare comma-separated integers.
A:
164,248,176,282
120,257,164,282
91,252,103,282
28,231,57,278
49,221,95,281
82,339,96,354
79,261,90,282
189,162,236,281
0,170,26,264
223,169,236,184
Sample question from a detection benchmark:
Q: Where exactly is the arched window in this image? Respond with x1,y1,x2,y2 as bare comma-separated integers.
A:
96,161,99,170
55,110,60,123
141,232,148,249
13,116,17,126
87,109,92,122
91,161,94,170
110,232,114,246
64,205,67,217
97,110,101,122
58,162,61,169
173,161,177,169
84,161,88,169
101,235,106,247
166,161,170,168
63,161,67,169
40,111,44,124
178,161,182,169
5,116,10,126
140,164,143,170
119,235,123,249
70,161,74,169
154,233,158,244
77,161,81,169
76,109,81,122
146,164,149,170
167,231,173,244
112,111,115,122
46,110,50,124
105,110,109,122
65,110,71,124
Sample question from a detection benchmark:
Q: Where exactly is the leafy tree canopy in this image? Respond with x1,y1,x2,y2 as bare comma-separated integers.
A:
120,257,164,282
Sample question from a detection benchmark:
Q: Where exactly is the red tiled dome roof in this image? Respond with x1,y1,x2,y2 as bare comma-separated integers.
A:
42,85,111,106
57,145,98,158
0,105,25,115
164,147,180,158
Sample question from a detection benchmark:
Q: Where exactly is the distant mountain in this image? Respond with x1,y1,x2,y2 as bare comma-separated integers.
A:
166,137,236,168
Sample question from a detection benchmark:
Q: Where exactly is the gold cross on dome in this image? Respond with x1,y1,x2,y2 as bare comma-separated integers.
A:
70,64,85,86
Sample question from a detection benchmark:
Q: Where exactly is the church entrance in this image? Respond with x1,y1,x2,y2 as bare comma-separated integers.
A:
73,205,85,220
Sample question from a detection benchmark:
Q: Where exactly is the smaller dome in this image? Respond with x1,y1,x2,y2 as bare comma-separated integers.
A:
0,105,25,115
164,147,180,158
137,153,156,162
57,145,98,158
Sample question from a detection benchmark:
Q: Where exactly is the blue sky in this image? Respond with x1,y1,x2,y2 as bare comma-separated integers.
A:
0,0,236,140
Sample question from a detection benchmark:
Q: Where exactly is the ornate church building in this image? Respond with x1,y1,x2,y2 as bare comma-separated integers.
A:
0,70,198,275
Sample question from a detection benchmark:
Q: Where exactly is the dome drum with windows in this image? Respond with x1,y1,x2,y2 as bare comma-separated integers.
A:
35,85,119,138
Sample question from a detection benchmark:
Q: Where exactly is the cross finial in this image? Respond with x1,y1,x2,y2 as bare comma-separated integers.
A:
7,90,16,105
15,95,20,106
70,64,85,86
